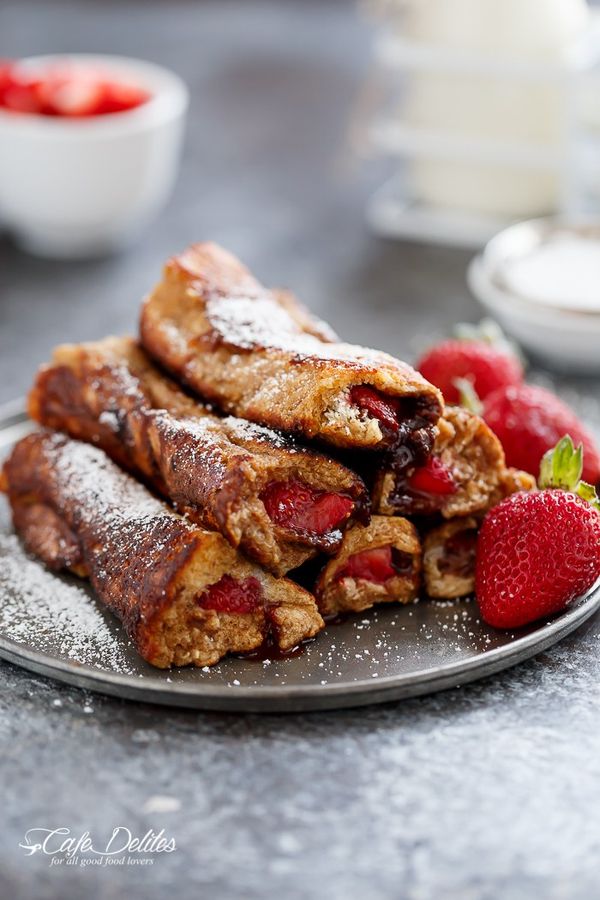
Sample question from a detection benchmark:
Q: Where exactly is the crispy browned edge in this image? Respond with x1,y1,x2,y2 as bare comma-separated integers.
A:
28,336,369,576
373,406,507,518
1,432,324,668
139,242,443,449
315,515,422,616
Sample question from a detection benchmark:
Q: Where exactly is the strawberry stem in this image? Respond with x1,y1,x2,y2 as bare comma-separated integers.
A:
538,435,600,511
539,435,583,491
454,377,483,416
575,481,600,511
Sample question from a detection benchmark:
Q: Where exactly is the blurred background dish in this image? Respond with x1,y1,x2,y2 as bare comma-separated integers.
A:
0,54,188,258
468,218,600,373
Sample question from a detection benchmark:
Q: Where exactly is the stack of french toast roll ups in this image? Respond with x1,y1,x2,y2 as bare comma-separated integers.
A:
0,244,535,668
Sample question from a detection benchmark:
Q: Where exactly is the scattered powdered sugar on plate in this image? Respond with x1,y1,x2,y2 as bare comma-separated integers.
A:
0,532,135,674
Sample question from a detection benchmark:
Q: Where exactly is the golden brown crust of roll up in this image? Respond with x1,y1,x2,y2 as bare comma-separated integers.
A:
139,242,443,450
27,337,368,577
1,432,323,668
315,515,422,617
373,406,506,519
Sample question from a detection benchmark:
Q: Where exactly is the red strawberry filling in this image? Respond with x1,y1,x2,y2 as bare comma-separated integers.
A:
349,385,400,434
385,455,458,516
198,575,263,614
335,546,414,584
261,480,354,536
408,457,458,496
439,530,477,578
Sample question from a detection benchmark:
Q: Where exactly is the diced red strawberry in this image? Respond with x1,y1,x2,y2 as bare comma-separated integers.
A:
198,575,263,615
2,78,44,114
0,60,150,117
336,546,413,584
261,480,354,535
349,385,400,433
408,456,457,496
94,81,150,114
41,77,105,117
0,60,14,101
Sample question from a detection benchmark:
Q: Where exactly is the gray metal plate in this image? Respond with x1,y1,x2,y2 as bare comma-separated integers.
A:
1,403,599,713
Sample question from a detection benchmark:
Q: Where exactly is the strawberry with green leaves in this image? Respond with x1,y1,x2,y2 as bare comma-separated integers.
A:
476,437,600,630
416,319,524,404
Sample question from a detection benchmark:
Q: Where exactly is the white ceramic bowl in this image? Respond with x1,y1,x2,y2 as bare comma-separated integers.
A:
468,252,600,374
0,55,189,258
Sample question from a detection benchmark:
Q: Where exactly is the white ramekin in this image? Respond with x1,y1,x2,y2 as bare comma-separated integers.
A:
468,249,600,375
0,55,189,258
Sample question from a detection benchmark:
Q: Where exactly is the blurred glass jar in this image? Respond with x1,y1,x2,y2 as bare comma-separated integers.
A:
402,0,590,218
365,0,600,244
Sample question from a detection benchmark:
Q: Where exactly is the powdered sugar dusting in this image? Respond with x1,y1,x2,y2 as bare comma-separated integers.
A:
224,416,299,451
204,292,420,373
47,434,187,534
0,532,135,674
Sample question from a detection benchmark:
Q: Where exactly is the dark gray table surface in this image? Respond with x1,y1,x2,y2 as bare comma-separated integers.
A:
2,2,600,898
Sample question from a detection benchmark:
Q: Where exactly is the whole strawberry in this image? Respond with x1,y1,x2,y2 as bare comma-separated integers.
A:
476,437,600,629
482,383,600,485
416,320,523,404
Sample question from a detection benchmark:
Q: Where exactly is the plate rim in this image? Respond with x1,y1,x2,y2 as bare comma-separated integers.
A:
2,402,599,713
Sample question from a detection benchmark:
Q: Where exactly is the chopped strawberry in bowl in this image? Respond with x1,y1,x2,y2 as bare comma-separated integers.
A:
0,59,151,117
0,54,188,258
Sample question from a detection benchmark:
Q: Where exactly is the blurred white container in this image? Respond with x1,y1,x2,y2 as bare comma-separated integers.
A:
0,55,188,258
364,0,600,246
400,0,588,52
468,218,600,373
404,0,587,218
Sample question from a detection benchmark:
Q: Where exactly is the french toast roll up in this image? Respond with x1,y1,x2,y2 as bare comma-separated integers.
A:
423,517,479,600
422,469,535,600
373,405,506,520
28,337,368,577
315,516,422,617
139,242,443,452
0,433,324,668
